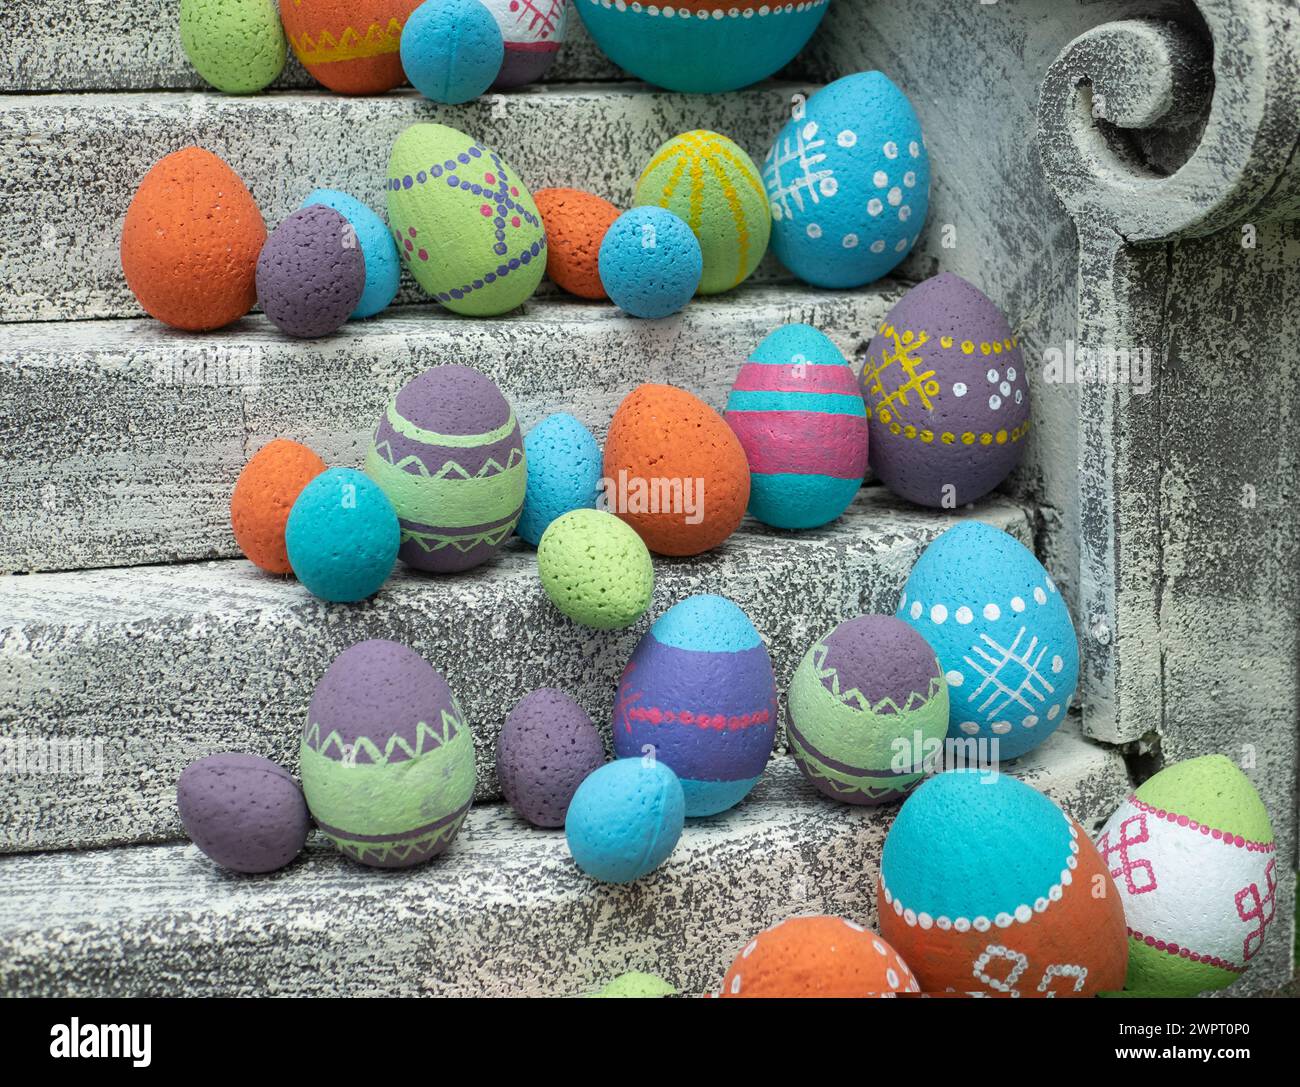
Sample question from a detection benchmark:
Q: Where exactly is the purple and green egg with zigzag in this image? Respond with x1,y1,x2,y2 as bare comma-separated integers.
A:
612,594,777,817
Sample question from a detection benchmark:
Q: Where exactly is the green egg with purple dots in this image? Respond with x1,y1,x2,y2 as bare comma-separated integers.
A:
386,122,546,316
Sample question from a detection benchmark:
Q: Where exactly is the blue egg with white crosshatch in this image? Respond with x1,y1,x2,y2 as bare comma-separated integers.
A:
896,521,1079,761
763,71,930,289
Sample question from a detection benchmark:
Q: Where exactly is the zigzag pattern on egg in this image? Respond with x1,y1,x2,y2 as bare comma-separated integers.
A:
288,20,403,64
302,706,466,764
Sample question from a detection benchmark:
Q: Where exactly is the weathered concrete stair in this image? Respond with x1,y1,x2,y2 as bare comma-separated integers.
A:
1,284,900,575
0,489,1029,855
0,83,808,322
0,739,1130,997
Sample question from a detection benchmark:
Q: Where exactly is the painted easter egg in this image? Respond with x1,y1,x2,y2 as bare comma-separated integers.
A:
1097,754,1277,996
364,364,526,572
786,616,947,805
401,0,503,104
302,189,400,319
482,0,568,88
285,467,400,602
565,757,685,883
719,916,920,998
180,0,286,93
230,438,328,574
859,273,1029,507
764,72,929,289
279,0,422,94
517,412,602,546
257,206,366,338
301,640,475,866
897,521,1079,761
177,753,310,874
588,972,677,998
120,147,265,331
633,131,770,295
725,323,867,529
534,188,620,300
538,509,654,629
612,594,776,816
879,771,1129,997
603,384,750,556
573,1,829,93
386,122,546,316
496,687,605,827
598,207,702,319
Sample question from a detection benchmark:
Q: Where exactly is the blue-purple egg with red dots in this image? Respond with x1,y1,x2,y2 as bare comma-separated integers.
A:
386,122,546,316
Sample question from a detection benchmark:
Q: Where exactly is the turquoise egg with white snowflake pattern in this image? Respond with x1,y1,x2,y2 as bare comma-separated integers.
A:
764,71,929,288
897,522,1079,760
386,122,546,316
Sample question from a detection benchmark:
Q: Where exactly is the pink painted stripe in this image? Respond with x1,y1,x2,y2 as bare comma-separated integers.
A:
1128,795,1275,852
1128,927,1245,973
728,412,868,477
732,362,860,396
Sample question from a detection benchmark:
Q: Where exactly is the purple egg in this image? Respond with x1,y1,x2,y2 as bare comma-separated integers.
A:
858,273,1030,507
364,365,526,573
176,753,310,874
496,687,605,827
256,205,366,338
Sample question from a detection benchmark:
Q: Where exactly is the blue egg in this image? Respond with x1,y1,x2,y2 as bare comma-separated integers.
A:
565,758,685,883
517,413,602,547
401,0,504,105
286,468,400,603
302,189,400,320
598,207,702,320
897,522,1080,760
764,72,930,288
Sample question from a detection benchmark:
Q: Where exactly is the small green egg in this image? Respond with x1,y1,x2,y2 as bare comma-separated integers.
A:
537,509,654,630
180,0,286,95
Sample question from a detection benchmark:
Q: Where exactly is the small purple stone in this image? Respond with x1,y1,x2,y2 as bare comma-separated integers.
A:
256,205,366,339
496,688,606,827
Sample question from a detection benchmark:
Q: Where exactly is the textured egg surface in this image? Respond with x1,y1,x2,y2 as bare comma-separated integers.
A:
230,438,328,573
279,0,422,94
565,758,685,883
496,687,605,828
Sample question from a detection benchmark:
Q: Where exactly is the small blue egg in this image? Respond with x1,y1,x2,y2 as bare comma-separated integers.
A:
598,206,702,319
401,0,504,105
517,413,602,547
565,758,685,883
302,189,400,320
286,468,400,603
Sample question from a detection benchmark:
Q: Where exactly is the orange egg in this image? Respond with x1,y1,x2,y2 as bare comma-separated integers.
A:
279,0,421,94
603,384,749,556
120,147,265,331
231,439,328,573
534,188,620,300
719,916,921,997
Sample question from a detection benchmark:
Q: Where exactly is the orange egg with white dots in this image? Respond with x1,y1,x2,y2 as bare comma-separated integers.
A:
718,915,921,997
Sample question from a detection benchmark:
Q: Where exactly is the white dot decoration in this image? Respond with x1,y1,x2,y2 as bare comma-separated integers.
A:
930,603,948,624
899,591,907,606
959,721,979,735
987,368,999,383
953,381,967,397
1015,389,1024,404
1007,367,1017,380
820,177,838,198
894,237,908,251
991,720,1011,735
1011,596,1025,612
842,233,859,248
806,223,822,238
1023,715,1039,728
802,121,818,140
1047,704,1061,720
989,394,1002,410
1051,655,1064,674
873,170,889,187
883,140,899,158
899,206,911,222
910,600,923,620
946,670,964,688
837,129,857,148
955,606,973,624
730,975,742,993
983,602,1000,620
903,171,916,187
887,186,903,206
999,381,1011,396
870,239,886,253
908,140,920,157
867,198,883,216
886,968,900,989
1034,587,1048,604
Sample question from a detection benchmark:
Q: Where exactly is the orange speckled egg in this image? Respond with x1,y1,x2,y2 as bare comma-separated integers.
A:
279,0,422,94
603,384,749,557
231,439,328,573
534,187,620,300
719,915,921,998
120,147,266,331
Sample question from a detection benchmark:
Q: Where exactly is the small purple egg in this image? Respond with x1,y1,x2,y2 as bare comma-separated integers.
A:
256,205,366,338
497,688,605,827
176,753,310,873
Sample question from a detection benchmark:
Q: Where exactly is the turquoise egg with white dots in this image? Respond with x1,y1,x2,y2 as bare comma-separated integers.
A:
897,522,1079,760
763,71,929,288
517,412,601,547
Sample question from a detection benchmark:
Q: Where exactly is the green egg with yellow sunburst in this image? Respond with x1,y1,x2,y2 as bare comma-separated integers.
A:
632,129,770,295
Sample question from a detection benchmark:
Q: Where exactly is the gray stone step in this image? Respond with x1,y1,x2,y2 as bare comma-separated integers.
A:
0,284,897,575
0,2,622,91
0,83,806,322
0,741,1130,997
0,489,1030,855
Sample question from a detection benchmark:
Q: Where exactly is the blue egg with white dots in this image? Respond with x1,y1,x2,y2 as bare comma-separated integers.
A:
598,206,702,320
897,522,1080,760
401,0,504,106
302,189,400,320
565,758,685,884
286,468,400,603
764,71,930,288
517,412,602,547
